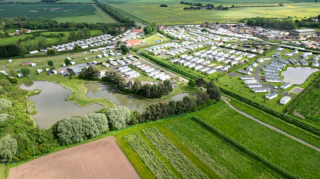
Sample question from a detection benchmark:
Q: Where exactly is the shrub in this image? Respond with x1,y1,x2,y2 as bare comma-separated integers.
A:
0,98,12,110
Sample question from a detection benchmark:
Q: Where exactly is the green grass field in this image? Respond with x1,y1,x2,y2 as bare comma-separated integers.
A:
190,102,320,179
110,2,320,25
0,164,5,179
0,4,117,23
0,30,103,45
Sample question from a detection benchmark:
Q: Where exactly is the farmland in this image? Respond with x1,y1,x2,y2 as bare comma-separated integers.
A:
190,102,320,179
111,2,320,25
8,136,140,179
0,4,117,23
0,30,103,45
290,75,320,127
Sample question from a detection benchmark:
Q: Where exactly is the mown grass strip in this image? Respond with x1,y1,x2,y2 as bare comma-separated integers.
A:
165,118,283,179
141,127,210,179
227,96,320,149
124,133,177,179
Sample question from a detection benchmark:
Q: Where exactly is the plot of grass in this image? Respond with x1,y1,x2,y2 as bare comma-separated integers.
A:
0,163,5,179
227,97,320,149
134,34,170,48
165,118,282,179
111,3,320,25
190,101,320,179
124,133,177,179
142,127,209,179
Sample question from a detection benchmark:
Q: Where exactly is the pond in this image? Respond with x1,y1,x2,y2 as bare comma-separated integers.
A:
85,82,197,112
20,81,104,129
281,67,319,85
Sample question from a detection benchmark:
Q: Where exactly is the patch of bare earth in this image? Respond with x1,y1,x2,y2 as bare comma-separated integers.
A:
29,10,38,12
50,8,62,11
8,136,140,179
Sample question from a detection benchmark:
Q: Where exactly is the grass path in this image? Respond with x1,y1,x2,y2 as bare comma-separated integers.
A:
222,96,320,152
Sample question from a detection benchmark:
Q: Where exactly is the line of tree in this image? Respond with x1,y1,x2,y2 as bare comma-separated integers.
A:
68,28,91,41
183,6,201,10
41,0,57,2
181,1,202,6
246,17,296,30
160,4,168,7
101,71,173,99
96,0,135,27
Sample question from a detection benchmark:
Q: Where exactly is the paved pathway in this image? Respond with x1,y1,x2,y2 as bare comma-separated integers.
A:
222,97,320,152
254,57,296,98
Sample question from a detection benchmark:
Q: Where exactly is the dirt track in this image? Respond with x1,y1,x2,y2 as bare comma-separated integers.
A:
8,136,140,179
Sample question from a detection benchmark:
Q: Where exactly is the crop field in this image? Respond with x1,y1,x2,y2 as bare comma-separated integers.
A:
8,136,140,179
291,76,320,126
111,3,320,25
190,102,320,179
124,133,177,178
0,30,103,45
142,127,209,178
0,4,117,23
165,118,282,179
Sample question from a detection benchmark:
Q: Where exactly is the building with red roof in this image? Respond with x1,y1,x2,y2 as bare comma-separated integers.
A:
132,29,144,33
126,39,141,47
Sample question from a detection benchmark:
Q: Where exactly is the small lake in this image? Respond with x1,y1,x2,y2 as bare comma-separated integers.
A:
20,81,104,129
281,67,319,85
86,82,197,112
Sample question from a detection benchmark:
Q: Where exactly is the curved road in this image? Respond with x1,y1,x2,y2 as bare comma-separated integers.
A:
222,97,320,152
254,57,296,98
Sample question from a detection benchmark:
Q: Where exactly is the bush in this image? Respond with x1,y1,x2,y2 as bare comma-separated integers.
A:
0,98,12,110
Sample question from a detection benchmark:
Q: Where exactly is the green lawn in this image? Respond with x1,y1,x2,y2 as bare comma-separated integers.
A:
111,2,320,25
134,34,170,48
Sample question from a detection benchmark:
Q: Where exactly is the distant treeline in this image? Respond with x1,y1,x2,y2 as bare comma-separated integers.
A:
181,1,203,6
246,17,296,30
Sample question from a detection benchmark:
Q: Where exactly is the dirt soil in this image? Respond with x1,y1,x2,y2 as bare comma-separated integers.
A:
8,136,140,179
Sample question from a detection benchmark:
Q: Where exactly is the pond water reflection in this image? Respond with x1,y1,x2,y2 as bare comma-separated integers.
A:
85,82,196,112
281,67,319,85
20,81,104,129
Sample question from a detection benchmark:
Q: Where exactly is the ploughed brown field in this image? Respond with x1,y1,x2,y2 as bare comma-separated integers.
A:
8,136,140,179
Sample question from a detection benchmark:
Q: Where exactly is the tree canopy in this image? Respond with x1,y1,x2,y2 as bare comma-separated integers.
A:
79,65,100,80
56,113,108,145
0,98,12,110
106,106,131,130
0,135,18,162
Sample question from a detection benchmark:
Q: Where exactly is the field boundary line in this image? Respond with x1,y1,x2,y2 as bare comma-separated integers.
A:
222,97,320,152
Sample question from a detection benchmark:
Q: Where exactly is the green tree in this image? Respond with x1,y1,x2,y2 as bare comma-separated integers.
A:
206,81,221,101
64,59,71,66
79,65,100,80
132,79,142,94
120,45,129,54
106,106,131,130
21,68,30,77
47,60,54,66
188,79,195,87
0,135,18,162
5,31,9,37
195,77,207,88
196,92,210,105
47,49,55,55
